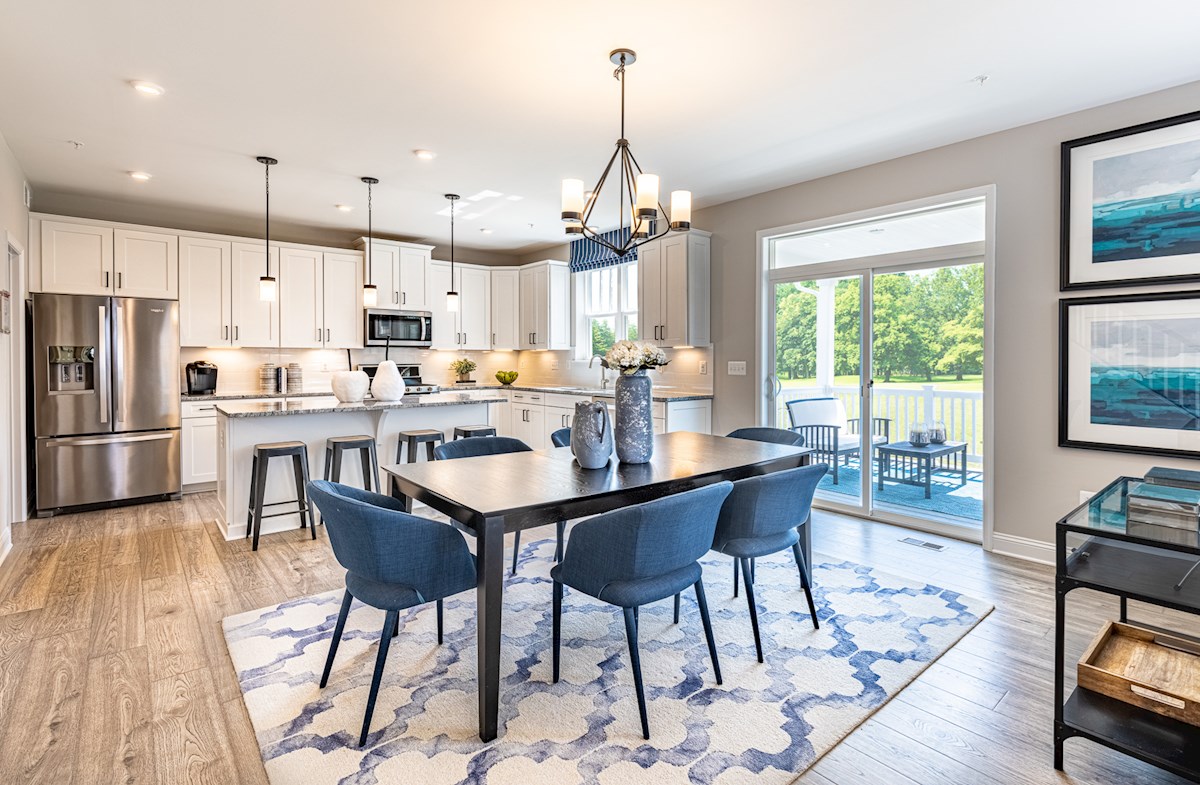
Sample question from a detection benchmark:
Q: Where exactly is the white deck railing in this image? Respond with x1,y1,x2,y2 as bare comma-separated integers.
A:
776,384,983,464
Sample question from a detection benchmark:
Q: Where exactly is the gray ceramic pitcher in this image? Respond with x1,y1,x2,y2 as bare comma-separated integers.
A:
570,401,613,469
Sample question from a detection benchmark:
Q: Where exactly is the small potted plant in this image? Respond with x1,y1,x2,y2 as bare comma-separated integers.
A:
449,357,478,384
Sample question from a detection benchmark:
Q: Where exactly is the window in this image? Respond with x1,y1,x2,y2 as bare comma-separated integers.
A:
576,262,638,358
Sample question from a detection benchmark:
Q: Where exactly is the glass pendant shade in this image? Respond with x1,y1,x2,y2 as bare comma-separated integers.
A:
670,190,692,230
561,179,585,221
446,290,460,312
362,283,378,307
259,276,277,302
635,173,659,218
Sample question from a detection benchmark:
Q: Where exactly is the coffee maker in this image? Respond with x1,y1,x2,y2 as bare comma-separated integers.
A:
185,361,218,395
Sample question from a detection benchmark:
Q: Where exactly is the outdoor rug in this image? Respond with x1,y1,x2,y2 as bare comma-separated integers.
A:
223,536,992,784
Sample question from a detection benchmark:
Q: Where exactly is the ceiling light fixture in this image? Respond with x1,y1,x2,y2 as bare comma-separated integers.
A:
336,204,353,212
561,49,691,252
128,171,152,181
413,149,437,161
130,80,166,97
361,176,379,308
445,193,460,313
257,156,278,302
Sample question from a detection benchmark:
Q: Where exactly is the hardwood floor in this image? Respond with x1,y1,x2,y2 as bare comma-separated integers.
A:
0,492,1191,784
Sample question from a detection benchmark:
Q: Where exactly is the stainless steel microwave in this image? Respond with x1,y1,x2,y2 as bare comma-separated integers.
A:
364,309,432,347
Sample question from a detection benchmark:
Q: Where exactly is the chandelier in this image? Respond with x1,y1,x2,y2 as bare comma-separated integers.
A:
561,49,691,256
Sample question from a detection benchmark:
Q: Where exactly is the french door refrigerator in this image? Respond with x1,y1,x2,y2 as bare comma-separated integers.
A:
32,293,181,515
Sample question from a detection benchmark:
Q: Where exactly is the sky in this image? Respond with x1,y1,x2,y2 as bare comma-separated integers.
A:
1093,137,1200,205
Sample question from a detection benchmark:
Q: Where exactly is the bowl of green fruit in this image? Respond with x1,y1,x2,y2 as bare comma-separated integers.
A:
495,370,519,386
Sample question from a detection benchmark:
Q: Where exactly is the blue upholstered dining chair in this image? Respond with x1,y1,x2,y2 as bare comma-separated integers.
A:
551,481,733,740
712,464,828,662
550,427,571,448
306,480,477,747
433,436,566,573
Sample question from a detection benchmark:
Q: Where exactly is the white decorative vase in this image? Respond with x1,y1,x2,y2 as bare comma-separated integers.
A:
331,370,369,403
370,360,406,401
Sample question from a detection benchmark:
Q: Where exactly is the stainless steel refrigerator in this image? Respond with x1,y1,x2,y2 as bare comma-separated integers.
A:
31,293,181,515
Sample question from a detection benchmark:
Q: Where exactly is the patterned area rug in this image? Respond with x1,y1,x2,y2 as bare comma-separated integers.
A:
223,536,992,784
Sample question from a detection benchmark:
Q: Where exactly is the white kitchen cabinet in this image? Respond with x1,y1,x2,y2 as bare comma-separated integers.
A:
39,220,114,296
490,268,520,350
322,251,364,348
179,237,232,346
509,391,547,449
430,261,490,350
279,247,324,348
489,390,512,436
114,229,178,299
519,260,570,350
356,239,432,311
638,230,711,347
231,242,280,347
428,261,457,349
182,416,219,487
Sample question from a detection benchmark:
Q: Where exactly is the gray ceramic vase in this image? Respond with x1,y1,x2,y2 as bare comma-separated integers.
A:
614,370,653,464
570,401,613,469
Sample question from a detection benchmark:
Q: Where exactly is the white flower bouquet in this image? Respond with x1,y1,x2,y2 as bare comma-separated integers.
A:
603,340,669,375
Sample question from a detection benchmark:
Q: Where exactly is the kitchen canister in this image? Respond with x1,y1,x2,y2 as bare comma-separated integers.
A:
260,363,278,394
287,363,303,394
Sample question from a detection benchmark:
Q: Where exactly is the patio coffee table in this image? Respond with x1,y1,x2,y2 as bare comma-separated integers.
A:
876,441,967,499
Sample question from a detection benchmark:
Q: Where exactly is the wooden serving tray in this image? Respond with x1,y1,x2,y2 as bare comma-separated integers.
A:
1078,621,1200,726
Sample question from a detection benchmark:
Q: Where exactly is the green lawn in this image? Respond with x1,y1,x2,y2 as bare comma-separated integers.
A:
780,374,983,392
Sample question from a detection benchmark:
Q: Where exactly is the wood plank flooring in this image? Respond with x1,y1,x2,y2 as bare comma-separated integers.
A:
0,492,1191,784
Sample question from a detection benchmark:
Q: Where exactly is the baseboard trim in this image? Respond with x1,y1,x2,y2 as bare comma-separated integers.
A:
0,526,12,569
989,532,1054,566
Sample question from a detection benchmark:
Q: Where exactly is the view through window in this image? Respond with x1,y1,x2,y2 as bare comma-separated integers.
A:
579,262,638,357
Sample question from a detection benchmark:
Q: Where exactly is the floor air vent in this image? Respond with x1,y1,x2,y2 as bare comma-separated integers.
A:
900,537,946,552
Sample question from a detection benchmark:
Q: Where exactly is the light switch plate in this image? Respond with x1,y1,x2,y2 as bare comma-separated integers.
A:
699,360,708,375
551,357,560,370
728,361,747,376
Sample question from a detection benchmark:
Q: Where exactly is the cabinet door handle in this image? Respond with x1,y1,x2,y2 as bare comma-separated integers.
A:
402,292,406,305
103,271,110,288
117,271,123,289
234,325,239,341
326,328,330,342
316,329,321,342
492,332,496,345
394,290,399,304
223,325,229,340
463,332,467,345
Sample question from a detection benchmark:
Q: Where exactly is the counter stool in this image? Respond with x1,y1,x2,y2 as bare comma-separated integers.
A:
397,429,445,463
323,435,380,492
247,441,316,551
453,425,497,440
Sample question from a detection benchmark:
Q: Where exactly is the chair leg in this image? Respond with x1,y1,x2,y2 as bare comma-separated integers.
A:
554,520,566,562
673,593,680,624
367,442,380,493
741,557,764,663
323,446,332,481
359,609,399,748
622,606,650,740
792,542,820,630
694,578,722,685
250,454,268,552
245,453,259,539
511,530,521,575
552,580,563,683
436,599,444,645
732,557,739,598
360,446,373,491
320,590,354,688
750,557,756,585
292,454,308,529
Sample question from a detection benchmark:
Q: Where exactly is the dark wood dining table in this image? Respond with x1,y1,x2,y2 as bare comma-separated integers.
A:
382,431,813,742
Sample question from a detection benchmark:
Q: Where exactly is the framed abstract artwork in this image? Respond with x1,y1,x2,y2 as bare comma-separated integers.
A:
1061,110,1200,290
1060,291,1200,458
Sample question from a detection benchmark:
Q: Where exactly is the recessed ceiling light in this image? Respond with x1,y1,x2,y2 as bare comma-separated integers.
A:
413,149,436,161
128,171,152,181
130,80,166,97
335,204,353,212
480,228,493,234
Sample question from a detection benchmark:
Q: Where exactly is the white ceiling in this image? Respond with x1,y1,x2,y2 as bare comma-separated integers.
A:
1,1,1199,255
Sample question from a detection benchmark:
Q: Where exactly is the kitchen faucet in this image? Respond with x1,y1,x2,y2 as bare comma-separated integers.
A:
589,354,610,389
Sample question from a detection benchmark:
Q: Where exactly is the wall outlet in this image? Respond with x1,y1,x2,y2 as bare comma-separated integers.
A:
1080,490,1097,504
699,360,708,375
551,356,560,371
728,361,747,376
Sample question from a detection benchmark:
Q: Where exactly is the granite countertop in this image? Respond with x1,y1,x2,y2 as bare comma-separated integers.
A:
461,384,714,403
215,392,506,418
181,391,333,402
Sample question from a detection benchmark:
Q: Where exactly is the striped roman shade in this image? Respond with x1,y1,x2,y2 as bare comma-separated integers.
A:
569,226,642,273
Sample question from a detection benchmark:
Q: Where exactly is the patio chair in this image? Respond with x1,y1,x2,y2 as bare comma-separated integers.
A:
785,397,890,484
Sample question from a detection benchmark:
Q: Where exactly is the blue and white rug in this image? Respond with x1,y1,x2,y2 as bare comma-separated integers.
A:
223,536,992,784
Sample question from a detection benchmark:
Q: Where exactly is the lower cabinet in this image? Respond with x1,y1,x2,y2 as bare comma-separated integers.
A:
181,398,273,491
509,391,546,449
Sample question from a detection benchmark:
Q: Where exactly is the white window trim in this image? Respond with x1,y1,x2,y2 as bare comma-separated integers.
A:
573,262,639,360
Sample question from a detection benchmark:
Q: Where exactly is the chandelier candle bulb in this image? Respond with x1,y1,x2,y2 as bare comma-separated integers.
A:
670,190,692,230
635,173,659,218
561,178,585,221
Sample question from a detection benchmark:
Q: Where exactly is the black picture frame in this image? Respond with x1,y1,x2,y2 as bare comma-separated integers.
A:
1059,290,1200,458
1060,109,1200,291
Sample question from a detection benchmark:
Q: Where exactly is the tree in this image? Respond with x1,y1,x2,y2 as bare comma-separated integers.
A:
591,319,616,356
774,283,817,379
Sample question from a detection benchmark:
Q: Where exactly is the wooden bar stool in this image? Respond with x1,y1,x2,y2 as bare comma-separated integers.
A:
397,429,445,463
323,435,380,492
453,425,497,440
246,441,316,551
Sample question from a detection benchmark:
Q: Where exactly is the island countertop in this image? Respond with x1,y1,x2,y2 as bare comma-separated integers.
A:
216,392,506,418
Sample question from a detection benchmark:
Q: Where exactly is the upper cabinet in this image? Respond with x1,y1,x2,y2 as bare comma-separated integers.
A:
179,237,232,346
113,229,178,299
490,268,520,350
278,247,324,349
356,239,432,311
519,260,570,351
230,242,280,348
639,231,711,348
322,251,364,349
429,261,491,351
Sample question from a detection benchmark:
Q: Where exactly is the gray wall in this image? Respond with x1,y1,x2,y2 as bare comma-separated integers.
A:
693,79,1200,548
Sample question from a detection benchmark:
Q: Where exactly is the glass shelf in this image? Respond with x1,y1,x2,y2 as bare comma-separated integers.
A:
1059,476,1200,556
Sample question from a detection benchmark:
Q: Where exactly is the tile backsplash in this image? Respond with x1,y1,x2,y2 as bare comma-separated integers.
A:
179,346,714,395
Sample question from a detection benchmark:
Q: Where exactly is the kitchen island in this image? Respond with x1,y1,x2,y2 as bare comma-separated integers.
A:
212,393,504,540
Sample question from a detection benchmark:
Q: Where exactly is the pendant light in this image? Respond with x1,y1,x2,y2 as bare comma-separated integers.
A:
361,176,379,308
256,156,278,302
444,193,460,312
